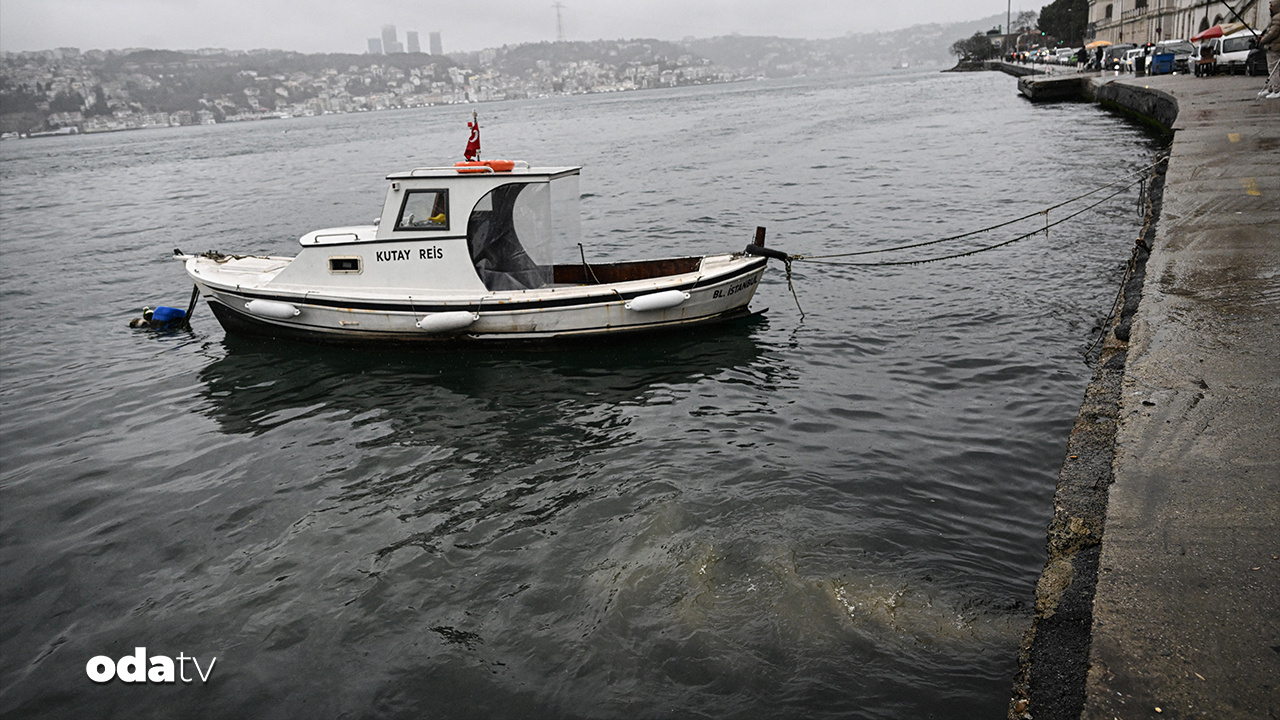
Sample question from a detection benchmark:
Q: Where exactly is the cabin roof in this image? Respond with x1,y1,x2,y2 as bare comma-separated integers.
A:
386,164,581,181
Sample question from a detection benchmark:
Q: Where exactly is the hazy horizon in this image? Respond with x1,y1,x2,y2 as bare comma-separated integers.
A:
1,1,1025,55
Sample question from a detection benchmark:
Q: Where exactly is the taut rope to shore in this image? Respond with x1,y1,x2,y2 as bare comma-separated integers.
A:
786,155,1168,267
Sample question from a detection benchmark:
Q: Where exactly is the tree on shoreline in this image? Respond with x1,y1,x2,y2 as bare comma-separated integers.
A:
1038,0,1089,45
950,33,1000,62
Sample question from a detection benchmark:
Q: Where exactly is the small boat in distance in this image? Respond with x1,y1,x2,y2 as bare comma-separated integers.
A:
177,160,781,344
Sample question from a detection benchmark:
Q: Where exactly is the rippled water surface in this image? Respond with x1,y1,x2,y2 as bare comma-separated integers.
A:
0,70,1158,719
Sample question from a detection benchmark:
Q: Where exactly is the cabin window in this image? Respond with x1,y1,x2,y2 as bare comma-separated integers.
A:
395,189,449,231
329,256,362,274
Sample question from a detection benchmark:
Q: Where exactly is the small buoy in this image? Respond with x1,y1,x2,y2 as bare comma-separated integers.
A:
626,290,689,312
415,311,477,332
129,305,187,330
245,299,300,319
150,306,187,324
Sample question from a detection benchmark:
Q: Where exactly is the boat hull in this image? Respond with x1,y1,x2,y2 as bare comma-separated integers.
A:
189,254,767,344
207,300,759,345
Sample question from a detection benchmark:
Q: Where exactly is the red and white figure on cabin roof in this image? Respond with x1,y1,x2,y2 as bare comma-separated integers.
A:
464,115,481,161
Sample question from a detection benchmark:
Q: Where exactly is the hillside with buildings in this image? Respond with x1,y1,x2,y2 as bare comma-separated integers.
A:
1,14,1006,137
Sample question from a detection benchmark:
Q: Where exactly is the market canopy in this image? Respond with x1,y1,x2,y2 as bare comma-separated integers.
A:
1191,22,1247,42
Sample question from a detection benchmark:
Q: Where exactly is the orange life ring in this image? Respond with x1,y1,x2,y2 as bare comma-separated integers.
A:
454,160,516,173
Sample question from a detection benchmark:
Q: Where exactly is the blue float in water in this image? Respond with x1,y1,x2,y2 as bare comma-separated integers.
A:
150,306,186,325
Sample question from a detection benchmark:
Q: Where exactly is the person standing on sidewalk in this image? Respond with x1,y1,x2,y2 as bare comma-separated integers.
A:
1260,1,1280,98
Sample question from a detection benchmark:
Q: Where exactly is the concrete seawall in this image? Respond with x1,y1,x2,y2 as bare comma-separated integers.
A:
1090,79,1178,135
1008,74,1280,718
1016,72,1179,133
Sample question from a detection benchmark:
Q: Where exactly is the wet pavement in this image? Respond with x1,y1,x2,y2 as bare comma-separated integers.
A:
1082,74,1280,718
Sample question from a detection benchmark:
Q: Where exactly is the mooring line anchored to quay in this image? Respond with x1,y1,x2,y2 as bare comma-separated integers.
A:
753,154,1169,359
785,154,1168,268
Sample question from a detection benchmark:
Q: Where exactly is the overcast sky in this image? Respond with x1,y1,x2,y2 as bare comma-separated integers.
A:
0,0,1024,55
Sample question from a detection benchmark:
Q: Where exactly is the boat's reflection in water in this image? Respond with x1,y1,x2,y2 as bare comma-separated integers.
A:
191,315,1023,718
198,312,773,437
196,313,781,558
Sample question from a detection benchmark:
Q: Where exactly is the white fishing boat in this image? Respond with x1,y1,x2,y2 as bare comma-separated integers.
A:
177,160,783,343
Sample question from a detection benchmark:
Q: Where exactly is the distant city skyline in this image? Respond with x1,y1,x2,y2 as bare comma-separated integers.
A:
367,25,435,56
0,0,1022,55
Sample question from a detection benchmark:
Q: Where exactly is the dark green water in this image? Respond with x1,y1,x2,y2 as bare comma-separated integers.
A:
0,70,1157,719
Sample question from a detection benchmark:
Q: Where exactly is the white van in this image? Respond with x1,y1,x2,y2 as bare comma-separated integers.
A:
1205,30,1258,74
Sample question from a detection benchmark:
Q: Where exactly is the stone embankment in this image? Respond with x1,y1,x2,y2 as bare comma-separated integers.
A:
1006,72,1280,719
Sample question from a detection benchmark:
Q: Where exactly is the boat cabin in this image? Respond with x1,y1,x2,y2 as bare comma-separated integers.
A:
384,162,583,291
288,162,584,293
274,161,705,296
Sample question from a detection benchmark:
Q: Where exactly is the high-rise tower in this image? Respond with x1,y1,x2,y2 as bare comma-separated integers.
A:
381,25,402,54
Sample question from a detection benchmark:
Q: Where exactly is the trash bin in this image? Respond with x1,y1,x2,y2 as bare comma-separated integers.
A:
1151,53,1175,75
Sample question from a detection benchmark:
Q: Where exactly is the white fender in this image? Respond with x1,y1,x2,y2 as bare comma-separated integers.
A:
245,299,300,319
626,290,690,312
416,311,478,332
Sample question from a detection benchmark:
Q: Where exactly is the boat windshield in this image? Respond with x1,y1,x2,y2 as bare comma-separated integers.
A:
465,176,580,292
467,183,553,291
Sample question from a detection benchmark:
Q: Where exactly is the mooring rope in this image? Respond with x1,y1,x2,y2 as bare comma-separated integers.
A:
1082,239,1143,363
789,155,1167,264
783,257,806,320
182,284,200,330
1081,165,1161,363
792,180,1139,268
760,156,1169,325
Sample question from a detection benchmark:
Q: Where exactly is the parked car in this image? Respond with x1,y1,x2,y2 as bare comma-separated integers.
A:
1103,44,1137,71
1153,39,1196,74
1054,48,1078,64
1122,47,1146,72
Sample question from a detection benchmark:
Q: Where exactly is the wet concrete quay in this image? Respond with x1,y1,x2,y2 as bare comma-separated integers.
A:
1011,73,1280,718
